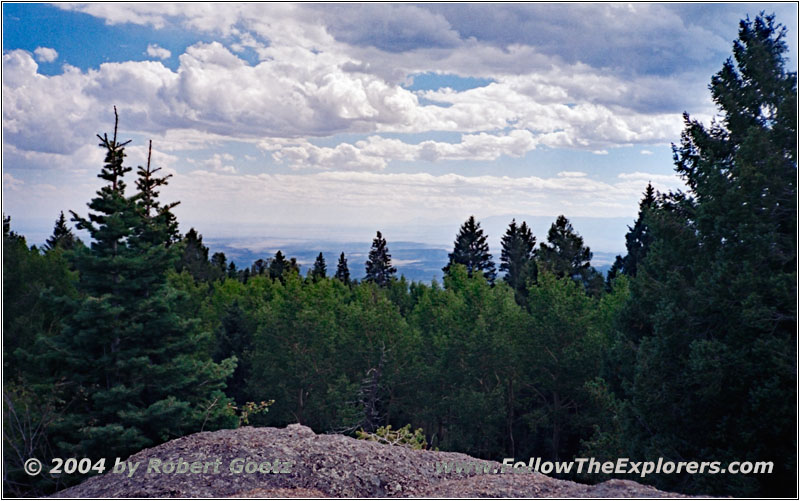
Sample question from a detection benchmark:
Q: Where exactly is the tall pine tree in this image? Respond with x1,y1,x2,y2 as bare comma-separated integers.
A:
443,216,496,283
611,14,796,496
310,252,327,282
334,252,351,285
365,231,396,286
499,219,537,302
43,109,236,461
44,211,79,252
536,215,601,294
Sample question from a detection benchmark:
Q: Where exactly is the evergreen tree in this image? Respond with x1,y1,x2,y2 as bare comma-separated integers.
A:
499,219,537,302
443,216,496,283
536,215,600,294
227,261,237,279
268,251,297,282
211,252,227,280
213,301,253,404
134,140,180,248
44,211,79,252
311,252,327,282
178,228,216,281
252,258,268,276
365,231,396,286
611,14,796,496
43,109,236,461
334,252,351,285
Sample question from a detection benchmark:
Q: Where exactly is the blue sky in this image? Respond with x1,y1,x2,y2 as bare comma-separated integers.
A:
3,3,797,257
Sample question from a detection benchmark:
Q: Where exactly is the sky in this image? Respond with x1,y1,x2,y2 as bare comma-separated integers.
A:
3,2,798,259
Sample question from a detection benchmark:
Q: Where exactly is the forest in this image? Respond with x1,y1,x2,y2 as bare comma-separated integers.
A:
2,14,796,498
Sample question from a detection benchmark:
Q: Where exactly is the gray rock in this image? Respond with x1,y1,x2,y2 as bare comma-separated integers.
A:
55,425,687,498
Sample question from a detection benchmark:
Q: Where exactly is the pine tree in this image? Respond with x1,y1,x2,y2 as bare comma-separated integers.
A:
44,211,79,252
211,252,227,280
43,109,236,461
310,252,326,282
500,219,537,302
612,14,796,496
268,251,297,282
227,261,237,279
252,258,268,276
134,140,180,248
443,216,496,282
623,183,657,277
178,228,216,281
536,215,598,293
606,183,657,290
365,231,396,286
334,252,351,285
213,301,253,405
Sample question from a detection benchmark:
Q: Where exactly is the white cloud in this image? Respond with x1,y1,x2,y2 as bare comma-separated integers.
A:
7,5,708,160
270,130,537,171
592,150,609,155
640,149,653,155
164,169,686,231
3,172,25,191
33,47,58,63
199,153,237,173
146,43,171,60
557,171,588,178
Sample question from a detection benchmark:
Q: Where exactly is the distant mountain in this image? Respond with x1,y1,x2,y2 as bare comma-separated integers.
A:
204,237,621,283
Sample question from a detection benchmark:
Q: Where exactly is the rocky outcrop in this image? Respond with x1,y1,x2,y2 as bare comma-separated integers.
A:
56,424,685,497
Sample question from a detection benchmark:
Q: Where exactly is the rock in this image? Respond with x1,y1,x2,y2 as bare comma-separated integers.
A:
55,425,687,498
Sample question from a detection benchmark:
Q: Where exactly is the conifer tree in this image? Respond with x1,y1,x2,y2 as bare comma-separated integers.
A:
134,140,180,248
252,258,268,276
611,14,796,496
227,261,237,279
334,252,351,285
44,211,79,252
178,228,216,281
365,231,396,286
443,216,496,283
500,219,537,302
536,215,598,292
311,252,327,281
211,252,227,280
44,109,236,461
268,251,297,282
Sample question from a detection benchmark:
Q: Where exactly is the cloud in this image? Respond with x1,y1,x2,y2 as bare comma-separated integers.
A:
146,43,171,60
3,172,25,191
640,149,654,155
198,153,237,173
33,47,58,63
164,169,687,231
269,130,537,171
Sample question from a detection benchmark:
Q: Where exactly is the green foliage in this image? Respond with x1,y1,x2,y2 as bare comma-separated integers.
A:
536,215,602,296
364,231,396,286
334,251,351,284
226,400,274,426
44,211,80,252
3,14,794,498
500,218,537,303
310,252,327,282
29,111,237,473
356,424,429,450
443,216,496,283
608,13,796,497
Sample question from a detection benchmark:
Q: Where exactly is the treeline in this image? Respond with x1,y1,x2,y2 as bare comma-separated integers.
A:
2,14,796,498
